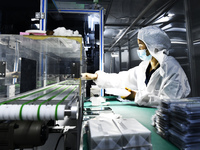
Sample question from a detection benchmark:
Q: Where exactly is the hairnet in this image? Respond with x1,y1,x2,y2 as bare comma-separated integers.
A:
137,26,171,63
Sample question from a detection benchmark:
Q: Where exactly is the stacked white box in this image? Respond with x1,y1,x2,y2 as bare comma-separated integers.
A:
123,146,152,150
114,118,152,149
88,118,152,150
88,119,122,150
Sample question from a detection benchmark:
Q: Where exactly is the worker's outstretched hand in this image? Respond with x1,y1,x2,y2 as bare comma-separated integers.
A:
6,71,21,78
81,73,98,80
121,87,136,100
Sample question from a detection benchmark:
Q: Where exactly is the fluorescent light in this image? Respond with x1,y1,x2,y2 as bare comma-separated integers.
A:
88,14,99,31
168,13,174,17
111,52,119,57
31,18,39,21
154,13,175,23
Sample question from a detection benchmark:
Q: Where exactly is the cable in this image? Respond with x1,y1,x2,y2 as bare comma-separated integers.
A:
54,133,64,150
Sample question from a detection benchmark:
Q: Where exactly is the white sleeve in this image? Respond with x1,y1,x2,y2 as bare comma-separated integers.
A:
94,67,139,90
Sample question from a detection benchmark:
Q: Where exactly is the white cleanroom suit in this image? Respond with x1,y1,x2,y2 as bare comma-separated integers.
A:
94,26,191,107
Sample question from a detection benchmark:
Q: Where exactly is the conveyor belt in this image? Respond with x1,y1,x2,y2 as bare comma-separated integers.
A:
0,81,79,121
37,85,74,101
19,86,61,101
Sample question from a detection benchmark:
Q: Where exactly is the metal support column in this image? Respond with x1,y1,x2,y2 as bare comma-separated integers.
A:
40,0,47,31
128,39,131,69
99,8,104,96
184,0,197,96
119,47,122,71
13,41,20,84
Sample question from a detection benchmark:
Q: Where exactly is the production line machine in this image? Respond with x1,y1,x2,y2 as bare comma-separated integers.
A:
0,34,86,150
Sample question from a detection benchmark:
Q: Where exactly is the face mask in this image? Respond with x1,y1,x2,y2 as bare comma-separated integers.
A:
137,49,152,61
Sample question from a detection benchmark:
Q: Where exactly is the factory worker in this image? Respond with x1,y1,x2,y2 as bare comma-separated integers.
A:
82,26,191,107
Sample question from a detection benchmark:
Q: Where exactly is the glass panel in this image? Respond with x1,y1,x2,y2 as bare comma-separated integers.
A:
0,35,82,99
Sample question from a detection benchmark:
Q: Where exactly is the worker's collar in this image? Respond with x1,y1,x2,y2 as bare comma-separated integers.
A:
147,63,160,72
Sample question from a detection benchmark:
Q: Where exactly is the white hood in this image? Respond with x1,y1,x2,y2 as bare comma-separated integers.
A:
137,26,171,64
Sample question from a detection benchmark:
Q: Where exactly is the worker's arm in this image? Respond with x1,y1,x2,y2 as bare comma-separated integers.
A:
6,71,20,78
81,73,98,80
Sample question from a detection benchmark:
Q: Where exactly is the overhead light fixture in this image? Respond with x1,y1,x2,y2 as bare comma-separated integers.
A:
154,13,175,24
111,52,119,57
88,14,99,31
31,18,39,21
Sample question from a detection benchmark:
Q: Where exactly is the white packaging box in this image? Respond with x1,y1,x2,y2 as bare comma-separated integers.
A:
123,145,152,150
114,118,152,149
88,119,122,150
